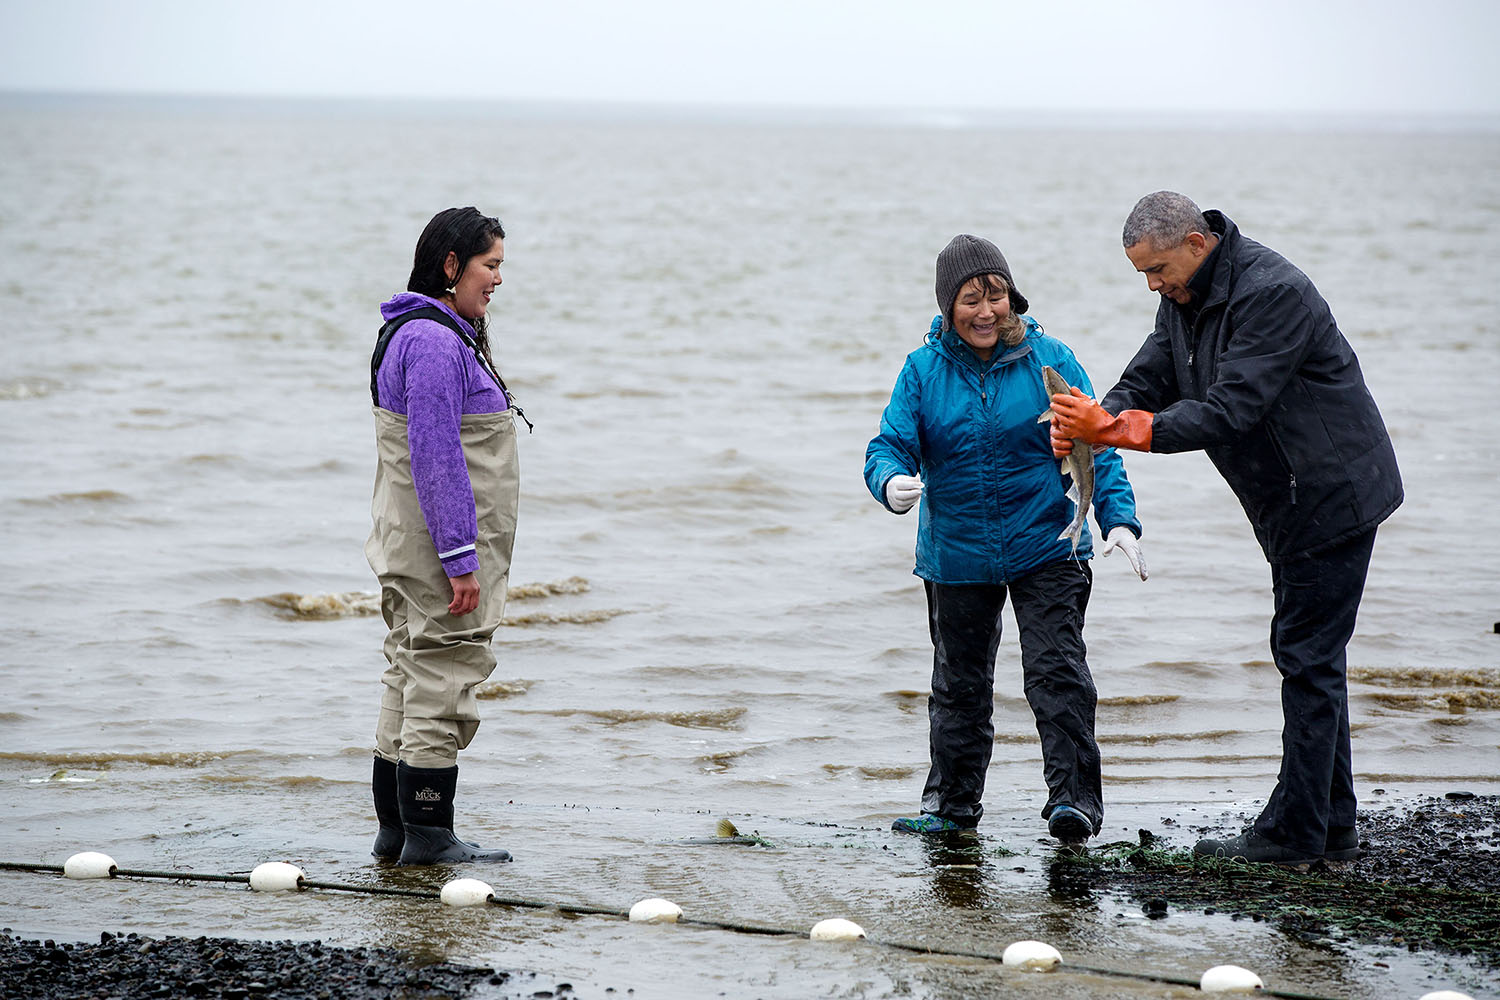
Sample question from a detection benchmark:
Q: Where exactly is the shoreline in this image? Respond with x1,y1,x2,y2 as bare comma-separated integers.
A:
2,794,1495,998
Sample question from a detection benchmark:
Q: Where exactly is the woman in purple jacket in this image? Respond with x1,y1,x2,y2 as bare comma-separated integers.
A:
365,207,523,865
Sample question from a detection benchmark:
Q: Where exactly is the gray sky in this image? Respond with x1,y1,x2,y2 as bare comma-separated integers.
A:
2,0,1497,116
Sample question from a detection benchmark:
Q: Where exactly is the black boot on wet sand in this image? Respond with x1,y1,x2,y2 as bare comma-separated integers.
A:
1193,828,1320,867
371,756,404,860
396,762,512,865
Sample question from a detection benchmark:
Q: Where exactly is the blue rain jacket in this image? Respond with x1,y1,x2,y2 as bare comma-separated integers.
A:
865,316,1142,585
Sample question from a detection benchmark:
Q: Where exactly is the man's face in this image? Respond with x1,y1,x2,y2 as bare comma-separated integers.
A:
1125,232,1213,305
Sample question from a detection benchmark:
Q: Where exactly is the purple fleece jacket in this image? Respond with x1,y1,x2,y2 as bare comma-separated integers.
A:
375,293,509,578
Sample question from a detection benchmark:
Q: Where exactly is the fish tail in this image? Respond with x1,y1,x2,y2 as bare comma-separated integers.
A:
1057,508,1086,555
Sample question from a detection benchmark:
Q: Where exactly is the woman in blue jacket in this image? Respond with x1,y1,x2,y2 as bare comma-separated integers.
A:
864,235,1146,845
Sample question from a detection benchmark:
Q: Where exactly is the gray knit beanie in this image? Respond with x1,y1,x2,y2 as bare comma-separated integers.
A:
935,234,1029,331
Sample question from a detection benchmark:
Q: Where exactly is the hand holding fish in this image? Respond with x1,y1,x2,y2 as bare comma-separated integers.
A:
1050,419,1077,458
1038,366,1094,556
1049,387,1155,454
1101,525,1148,580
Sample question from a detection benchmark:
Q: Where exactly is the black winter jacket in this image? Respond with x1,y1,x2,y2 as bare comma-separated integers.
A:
1102,211,1402,563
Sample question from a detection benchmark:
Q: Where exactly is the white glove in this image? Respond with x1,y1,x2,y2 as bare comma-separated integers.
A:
885,475,924,514
1102,526,1148,580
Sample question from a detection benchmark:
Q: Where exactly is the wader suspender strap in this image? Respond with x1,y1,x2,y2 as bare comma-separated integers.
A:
370,307,533,431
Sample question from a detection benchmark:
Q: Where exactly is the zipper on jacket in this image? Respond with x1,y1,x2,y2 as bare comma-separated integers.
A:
1266,425,1298,506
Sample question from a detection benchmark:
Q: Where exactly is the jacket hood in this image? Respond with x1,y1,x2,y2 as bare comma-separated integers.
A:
380,292,475,334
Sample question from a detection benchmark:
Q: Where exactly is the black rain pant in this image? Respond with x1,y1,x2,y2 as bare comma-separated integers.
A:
1253,529,1376,855
920,559,1101,832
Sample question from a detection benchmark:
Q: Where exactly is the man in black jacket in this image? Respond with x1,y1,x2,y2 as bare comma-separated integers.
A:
1048,191,1402,866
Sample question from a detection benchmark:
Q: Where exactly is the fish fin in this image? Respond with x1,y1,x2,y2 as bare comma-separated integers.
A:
1038,408,1055,423
1066,481,1080,505
716,818,741,838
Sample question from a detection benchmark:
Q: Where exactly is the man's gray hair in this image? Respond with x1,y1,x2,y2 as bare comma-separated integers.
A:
1122,191,1210,249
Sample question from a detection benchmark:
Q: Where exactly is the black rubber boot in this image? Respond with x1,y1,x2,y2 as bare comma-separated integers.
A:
371,756,404,859
396,762,512,865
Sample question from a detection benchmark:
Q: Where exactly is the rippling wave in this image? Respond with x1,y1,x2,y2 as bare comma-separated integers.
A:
0,375,62,400
1351,666,1500,688
500,608,630,626
244,577,601,621
201,774,347,788
507,576,590,600
1100,730,1243,744
698,747,762,772
474,679,532,699
518,706,747,730
253,591,381,619
1098,694,1182,707
18,489,131,506
1366,690,1500,711
0,750,257,767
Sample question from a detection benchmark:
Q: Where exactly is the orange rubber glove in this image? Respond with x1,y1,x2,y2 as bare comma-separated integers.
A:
1049,387,1154,452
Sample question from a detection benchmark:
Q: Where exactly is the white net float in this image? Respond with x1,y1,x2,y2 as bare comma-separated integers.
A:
628,898,682,923
440,878,495,907
62,852,117,879
1002,940,1062,971
808,918,865,941
248,862,305,892
1200,964,1264,992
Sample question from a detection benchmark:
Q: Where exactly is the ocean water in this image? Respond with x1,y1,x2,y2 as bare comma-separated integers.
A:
0,95,1497,998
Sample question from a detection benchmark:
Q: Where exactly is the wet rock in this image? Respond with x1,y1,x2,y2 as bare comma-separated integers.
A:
0,933,574,1000
1061,793,1500,966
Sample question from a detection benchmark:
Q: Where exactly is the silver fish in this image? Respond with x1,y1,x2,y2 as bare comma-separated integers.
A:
1037,365,1093,556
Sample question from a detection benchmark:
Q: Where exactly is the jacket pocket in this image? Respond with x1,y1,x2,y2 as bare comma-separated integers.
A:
1265,424,1298,507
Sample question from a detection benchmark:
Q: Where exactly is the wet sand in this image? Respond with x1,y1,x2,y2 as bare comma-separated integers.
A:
4,794,1496,999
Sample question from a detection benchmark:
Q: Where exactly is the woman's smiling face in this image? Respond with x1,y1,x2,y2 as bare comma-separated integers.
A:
445,237,504,320
950,274,1010,361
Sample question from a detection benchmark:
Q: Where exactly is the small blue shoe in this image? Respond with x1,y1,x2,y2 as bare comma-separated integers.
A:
1047,805,1092,846
891,813,965,835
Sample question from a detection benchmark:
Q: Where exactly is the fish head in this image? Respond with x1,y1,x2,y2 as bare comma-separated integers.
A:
1041,365,1071,398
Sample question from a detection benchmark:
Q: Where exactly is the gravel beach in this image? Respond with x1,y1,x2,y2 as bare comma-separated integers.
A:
1066,792,1500,967
0,931,580,1000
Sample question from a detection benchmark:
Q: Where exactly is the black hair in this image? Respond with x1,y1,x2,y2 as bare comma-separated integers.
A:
408,207,507,368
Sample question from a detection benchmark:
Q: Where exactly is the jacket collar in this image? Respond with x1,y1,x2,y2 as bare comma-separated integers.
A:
927,315,1036,372
1198,210,1240,313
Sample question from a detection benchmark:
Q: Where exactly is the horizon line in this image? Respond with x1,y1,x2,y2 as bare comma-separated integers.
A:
4,87,1498,133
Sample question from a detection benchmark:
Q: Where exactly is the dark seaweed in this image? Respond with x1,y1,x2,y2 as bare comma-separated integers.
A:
1058,793,1500,965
